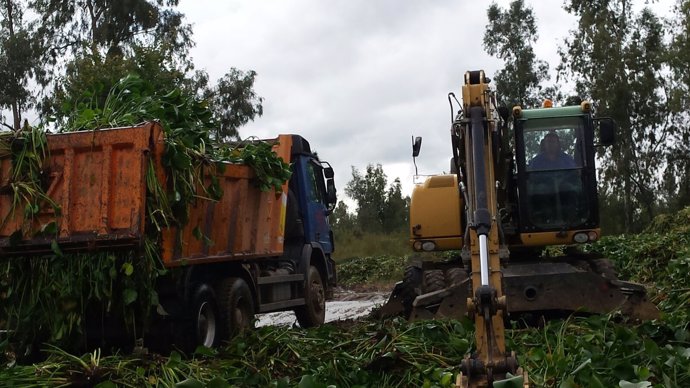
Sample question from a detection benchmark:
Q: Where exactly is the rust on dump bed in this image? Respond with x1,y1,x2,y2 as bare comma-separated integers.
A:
0,122,291,266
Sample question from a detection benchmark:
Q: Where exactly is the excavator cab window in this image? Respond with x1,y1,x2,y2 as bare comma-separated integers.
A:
518,117,591,230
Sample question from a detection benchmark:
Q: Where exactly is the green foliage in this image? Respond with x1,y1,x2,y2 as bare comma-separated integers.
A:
559,1,672,232
344,164,409,234
199,69,264,140
483,0,552,108
337,255,407,287
0,243,165,356
31,0,192,61
0,1,44,130
332,229,409,261
0,125,60,233
511,314,690,387
0,75,288,357
0,319,476,387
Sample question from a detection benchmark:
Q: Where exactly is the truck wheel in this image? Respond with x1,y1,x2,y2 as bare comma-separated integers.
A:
423,269,445,293
216,277,255,341
191,284,219,349
295,265,326,328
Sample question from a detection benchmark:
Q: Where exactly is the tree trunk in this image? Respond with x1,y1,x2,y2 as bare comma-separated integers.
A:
5,0,21,130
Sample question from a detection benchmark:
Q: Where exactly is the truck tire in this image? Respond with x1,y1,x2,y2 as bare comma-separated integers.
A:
295,265,326,328
190,283,219,349
216,277,255,341
423,269,445,293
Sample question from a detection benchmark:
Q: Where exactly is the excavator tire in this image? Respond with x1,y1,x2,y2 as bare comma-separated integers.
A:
445,267,468,287
424,270,446,293
399,265,423,316
589,258,618,280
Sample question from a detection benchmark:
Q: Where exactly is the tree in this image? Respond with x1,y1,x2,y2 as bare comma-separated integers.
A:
30,0,192,61
330,201,355,233
663,0,690,212
383,178,408,233
346,164,387,233
0,0,43,130
30,1,263,138
345,164,409,234
483,0,551,108
559,1,669,233
199,69,264,140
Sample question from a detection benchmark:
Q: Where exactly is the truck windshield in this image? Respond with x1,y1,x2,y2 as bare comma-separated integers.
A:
520,116,590,229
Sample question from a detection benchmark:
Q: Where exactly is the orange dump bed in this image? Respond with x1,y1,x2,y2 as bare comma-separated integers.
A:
0,122,289,266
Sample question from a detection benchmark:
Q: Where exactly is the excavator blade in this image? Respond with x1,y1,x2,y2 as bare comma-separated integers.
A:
502,261,659,320
378,281,408,319
409,279,470,321
380,259,658,321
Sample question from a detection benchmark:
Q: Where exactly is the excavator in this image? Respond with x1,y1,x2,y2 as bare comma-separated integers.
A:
380,70,659,387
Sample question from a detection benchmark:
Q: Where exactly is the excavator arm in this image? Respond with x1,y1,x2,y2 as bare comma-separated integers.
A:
455,71,527,387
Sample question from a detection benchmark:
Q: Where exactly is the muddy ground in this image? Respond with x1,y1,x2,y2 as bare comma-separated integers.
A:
256,287,391,327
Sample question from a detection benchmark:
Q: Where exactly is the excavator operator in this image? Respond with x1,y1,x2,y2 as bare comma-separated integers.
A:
526,131,582,227
528,132,576,170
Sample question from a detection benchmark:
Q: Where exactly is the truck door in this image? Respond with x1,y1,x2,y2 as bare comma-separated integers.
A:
302,158,334,253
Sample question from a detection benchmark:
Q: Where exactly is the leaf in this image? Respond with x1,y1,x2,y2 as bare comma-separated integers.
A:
122,262,134,276
122,288,137,305
193,226,203,241
40,221,58,235
558,376,577,388
619,381,652,388
194,345,217,357
298,375,324,388
207,377,231,388
174,379,205,388
168,351,182,364
94,382,118,388
571,358,592,374
51,239,63,257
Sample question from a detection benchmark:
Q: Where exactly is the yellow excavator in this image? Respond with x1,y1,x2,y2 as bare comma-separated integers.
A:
381,70,659,387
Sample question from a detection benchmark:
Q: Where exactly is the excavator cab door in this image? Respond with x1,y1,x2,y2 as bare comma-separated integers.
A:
515,116,599,233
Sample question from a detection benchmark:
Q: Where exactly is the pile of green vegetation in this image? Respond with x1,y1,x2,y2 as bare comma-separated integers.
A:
0,75,291,358
3,208,687,387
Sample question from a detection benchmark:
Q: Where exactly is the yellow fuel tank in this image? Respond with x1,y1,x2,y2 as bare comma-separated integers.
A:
409,174,463,251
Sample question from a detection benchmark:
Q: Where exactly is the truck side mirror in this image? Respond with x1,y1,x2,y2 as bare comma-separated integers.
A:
598,118,616,146
412,136,422,157
324,166,334,179
326,179,337,208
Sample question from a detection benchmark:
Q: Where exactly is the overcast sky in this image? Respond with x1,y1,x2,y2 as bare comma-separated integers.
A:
177,0,673,204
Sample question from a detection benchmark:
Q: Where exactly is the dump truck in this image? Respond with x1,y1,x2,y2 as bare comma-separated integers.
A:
0,122,337,351
381,71,659,387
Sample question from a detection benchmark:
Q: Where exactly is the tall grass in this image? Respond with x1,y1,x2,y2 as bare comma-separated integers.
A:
332,229,410,261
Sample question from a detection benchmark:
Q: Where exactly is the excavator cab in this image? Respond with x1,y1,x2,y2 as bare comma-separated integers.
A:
515,109,596,237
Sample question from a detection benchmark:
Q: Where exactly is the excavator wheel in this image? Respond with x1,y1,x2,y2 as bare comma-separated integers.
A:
589,258,618,280
445,267,468,287
423,269,445,293
399,265,423,316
